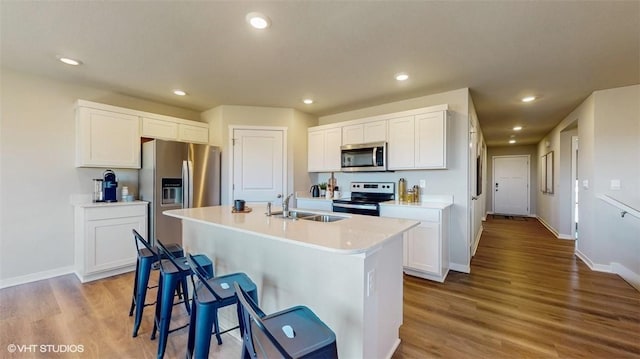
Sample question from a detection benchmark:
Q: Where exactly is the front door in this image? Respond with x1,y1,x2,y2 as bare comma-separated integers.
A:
493,155,530,216
232,128,286,203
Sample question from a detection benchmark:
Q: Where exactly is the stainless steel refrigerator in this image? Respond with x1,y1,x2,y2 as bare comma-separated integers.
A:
139,139,221,246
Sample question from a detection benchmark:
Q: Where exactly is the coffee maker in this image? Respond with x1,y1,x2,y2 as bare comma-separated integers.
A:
102,169,118,202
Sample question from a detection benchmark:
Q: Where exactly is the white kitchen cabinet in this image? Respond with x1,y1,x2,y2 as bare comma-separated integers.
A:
380,203,450,282
76,105,141,168
308,127,341,172
178,122,209,144
387,111,447,170
74,202,147,283
387,116,415,170
415,111,447,169
342,120,387,145
141,117,179,140
142,116,209,144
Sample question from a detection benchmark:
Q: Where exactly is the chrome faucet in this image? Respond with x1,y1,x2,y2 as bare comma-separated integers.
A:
282,193,294,218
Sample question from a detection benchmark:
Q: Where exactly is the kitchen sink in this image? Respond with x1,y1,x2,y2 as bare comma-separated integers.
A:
300,214,346,223
272,210,346,222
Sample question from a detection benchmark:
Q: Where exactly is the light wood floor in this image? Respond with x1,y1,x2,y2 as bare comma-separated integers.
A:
393,215,640,358
1,216,638,358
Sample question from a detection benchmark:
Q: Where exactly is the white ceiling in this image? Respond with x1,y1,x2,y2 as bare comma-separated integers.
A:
2,1,638,146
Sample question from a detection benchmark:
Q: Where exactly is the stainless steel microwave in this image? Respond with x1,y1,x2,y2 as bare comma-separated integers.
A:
340,142,387,172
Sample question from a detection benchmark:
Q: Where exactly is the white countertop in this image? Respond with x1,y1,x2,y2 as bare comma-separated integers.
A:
74,200,148,208
164,205,419,254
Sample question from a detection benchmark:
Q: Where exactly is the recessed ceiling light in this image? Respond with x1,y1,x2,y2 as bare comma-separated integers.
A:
58,56,82,66
173,89,187,96
395,73,409,81
303,99,314,105
521,96,536,103
246,12,271,29
509,139,517,144
513,126,523,131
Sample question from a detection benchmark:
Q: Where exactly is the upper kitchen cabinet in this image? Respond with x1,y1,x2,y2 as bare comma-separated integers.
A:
76,101,141,168
142,116,209,144
342,120,387,145
388,106,448,170
308,126,341,172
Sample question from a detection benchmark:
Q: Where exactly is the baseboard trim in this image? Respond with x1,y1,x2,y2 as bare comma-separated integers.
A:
611,263,640,292
450,263,470,273
536,216,560,238
472,225,483,256
384,338,401,359
558,233,574,240
575,248,612,272
74,265,136,283
0,266,75,289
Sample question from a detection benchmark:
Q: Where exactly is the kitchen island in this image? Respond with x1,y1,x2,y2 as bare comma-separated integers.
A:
164,205,419,359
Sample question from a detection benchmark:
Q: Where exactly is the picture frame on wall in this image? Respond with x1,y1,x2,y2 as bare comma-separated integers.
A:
545,151,554,194
540,151,554,194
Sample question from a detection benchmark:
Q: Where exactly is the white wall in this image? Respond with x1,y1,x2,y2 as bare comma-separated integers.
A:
202,105,317,205
0,68,201,286
317,88,477,272
538,84,640,289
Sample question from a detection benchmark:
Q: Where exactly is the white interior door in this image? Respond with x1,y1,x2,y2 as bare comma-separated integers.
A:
493,155,530,215
232,128,285,203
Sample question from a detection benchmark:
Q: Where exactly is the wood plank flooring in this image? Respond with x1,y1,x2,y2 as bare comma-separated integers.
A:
392,215,640,358
1,215,638,358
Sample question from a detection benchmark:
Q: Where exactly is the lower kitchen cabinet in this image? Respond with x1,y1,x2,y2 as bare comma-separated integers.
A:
74,201,148,283
380,203,451,282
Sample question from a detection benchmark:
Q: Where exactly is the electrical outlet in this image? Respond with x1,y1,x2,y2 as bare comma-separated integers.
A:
419,179,426,188
367,269,375,297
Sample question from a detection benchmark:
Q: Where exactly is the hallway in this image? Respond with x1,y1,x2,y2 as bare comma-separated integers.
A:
393,215,640,358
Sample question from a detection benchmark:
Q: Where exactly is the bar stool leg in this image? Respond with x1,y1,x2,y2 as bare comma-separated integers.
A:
193,303,216,359
129,258,140,317
186,301,198,359
156,273,179,359
133,256,154,337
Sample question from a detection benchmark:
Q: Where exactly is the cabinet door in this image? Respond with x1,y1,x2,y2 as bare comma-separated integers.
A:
141,117,178,140
363,120,387,143
76,107,141,168
308,130,325,172
405,221,440,274
179,123,209,144
324,128,342,171
342,124,364,145
415,111,446,169
387,116,415,170
85,215,145,274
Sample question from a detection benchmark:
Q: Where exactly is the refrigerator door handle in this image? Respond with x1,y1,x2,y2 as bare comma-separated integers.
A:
182,160,193,208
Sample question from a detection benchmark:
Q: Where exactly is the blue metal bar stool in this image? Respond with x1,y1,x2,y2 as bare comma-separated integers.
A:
185,253,258,359
129,229,185,337
152,240,213,359
234,282,338,359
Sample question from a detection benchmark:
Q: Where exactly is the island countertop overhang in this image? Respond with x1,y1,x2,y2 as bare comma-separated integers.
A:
164,205,419,255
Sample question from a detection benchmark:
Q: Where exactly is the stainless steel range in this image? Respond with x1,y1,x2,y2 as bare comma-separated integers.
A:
332,182,395,216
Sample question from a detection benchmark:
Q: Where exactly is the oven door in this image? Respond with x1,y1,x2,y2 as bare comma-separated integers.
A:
332,201,380,216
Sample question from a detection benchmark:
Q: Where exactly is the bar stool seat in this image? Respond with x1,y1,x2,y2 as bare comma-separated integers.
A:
152,240,213,359
235,282,338,359
185,253,258,359
130,229,184,338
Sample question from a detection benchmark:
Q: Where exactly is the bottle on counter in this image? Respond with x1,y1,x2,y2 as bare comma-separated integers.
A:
412,185,420,203
398,178,406,202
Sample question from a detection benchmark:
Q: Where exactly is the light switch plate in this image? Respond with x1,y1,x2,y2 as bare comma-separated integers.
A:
582,180,589,189
419,180,426,188
610,179,621,190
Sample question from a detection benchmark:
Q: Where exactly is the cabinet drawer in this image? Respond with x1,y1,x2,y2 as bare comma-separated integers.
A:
380,206,440,222
85,204,147,220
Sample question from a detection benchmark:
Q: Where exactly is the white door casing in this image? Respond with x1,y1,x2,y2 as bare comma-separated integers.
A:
231,127,286,203
493,155,530,216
